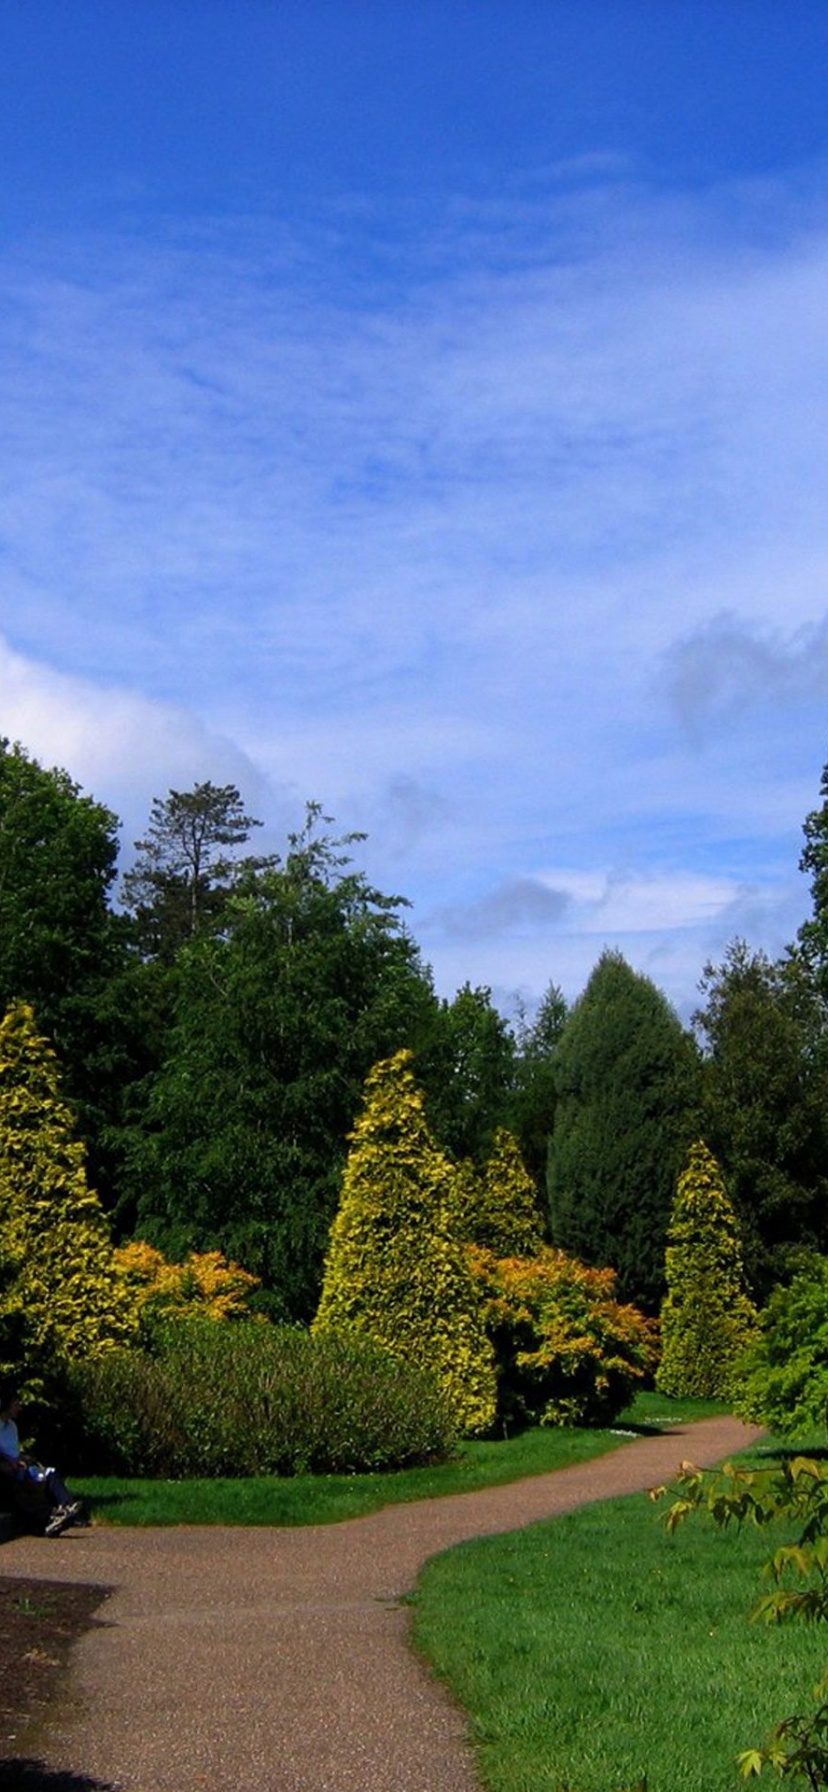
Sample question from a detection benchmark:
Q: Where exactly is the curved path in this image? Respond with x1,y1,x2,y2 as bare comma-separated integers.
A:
2,1417,761,1792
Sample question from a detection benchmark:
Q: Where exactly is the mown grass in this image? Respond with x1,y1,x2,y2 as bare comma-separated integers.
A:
70,1391,726,1526
412,1432,824,1792
71,1421,631,1526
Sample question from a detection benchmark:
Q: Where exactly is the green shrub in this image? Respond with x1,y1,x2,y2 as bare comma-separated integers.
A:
66,1320,456,1476
0,1001,139,1385
736,1255,828,1435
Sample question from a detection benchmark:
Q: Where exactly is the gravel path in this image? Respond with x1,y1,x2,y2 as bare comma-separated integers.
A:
1,1416,761,1792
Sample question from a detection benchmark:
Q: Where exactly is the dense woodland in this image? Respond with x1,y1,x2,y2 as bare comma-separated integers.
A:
2,734,828,1324
3,731,828,1447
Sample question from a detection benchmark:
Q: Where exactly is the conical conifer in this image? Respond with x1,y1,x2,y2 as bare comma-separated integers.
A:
451,1129,543,1258
314,1050,496,1432
657,1139,757,1398
0,1001,138,1380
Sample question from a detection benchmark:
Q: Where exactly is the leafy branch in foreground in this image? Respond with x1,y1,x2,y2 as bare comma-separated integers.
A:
657,1455,828,1786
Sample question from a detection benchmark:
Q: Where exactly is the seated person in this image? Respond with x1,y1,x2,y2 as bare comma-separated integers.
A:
0,1378,85,1537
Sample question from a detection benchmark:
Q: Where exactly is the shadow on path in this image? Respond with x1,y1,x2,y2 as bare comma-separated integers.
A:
0,1763,117,1791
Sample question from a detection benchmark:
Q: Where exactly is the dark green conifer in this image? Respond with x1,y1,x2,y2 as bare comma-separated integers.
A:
548,950,699,1309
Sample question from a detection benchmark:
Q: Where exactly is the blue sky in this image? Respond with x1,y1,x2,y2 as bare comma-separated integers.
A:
2,2,828,1018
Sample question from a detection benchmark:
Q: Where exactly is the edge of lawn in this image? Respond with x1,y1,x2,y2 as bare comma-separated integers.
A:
409,1419,819,1792
69,1391,728,1528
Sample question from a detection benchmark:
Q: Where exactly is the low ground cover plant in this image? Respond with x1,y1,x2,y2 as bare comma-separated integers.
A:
65,1320,456,1476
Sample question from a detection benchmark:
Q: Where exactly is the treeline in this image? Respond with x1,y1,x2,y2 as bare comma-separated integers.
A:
2,733,828,1327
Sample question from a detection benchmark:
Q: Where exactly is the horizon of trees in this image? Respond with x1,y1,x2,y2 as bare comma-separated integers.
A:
2,731,828,1322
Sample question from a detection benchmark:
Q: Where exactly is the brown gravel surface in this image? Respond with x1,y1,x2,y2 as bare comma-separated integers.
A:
0,1416,762,1792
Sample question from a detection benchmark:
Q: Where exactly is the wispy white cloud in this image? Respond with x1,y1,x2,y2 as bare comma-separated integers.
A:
0,635,276,847
1,170,826,1004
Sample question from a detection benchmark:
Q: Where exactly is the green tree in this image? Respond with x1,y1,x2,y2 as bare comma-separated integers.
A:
417,982,516,1164
694,941,828,1298
127,818,439,1319
657,1139,757,1399
314,1051,497,1434
736,1257,828,1436
510,981,568,1194
0,1001,137,1383
121,780,270,961
799,748,828,994
548,950,700,1310
0,739,130,1185
0,739,121,1019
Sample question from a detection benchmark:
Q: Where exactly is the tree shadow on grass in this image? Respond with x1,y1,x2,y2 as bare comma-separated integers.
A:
0,1765,117,1791
764,1443,828,1464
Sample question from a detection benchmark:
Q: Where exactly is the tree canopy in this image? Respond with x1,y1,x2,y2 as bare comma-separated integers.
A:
0,738,132,1196
799,751,828,991
127,819,439,1319
121,780,269,960
7,725,828,1363
548,949,700,1310
694,941,828,1297
416,982,517,1164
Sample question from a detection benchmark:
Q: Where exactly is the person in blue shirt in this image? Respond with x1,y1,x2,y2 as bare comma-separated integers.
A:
0,1379,85,1536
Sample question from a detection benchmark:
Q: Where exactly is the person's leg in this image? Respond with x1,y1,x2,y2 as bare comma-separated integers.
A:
42,1467,72,1506
11,1468,52,1531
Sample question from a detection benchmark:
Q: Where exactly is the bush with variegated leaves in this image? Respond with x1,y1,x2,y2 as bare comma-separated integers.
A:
470,1244,657,1428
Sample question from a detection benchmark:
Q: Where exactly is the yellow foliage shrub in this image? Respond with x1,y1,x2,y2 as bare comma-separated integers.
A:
470,1244,658,1427
114,1241,260,1325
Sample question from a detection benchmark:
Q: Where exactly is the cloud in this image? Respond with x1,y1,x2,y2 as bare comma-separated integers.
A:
423,864,808,1021
438,877,571,940
664,612,828,740
432,866,741,946
1,168,827,1009
0,634,275,847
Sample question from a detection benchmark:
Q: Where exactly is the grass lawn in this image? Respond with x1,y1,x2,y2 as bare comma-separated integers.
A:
71,1418,638,1526
69,1391,726,1527
412,1432,824,1792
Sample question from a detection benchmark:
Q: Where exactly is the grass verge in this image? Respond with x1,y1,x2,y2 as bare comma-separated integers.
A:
411,1432,821,1792
68,1392,726,1526
71,1424,632,1526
